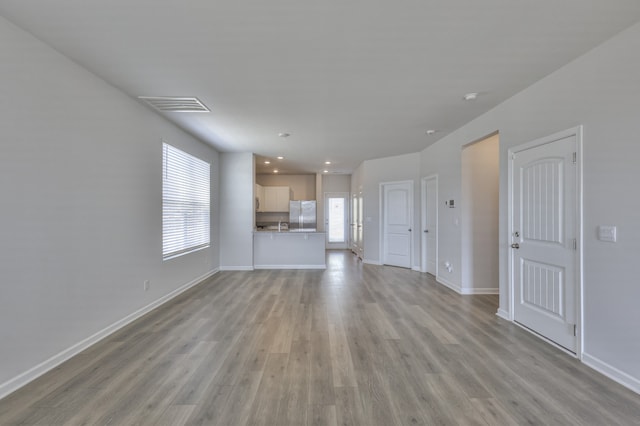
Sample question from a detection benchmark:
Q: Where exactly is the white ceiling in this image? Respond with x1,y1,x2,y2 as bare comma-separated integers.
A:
2,1,640,174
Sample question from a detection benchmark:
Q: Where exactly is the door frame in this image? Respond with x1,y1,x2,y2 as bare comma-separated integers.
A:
350,193,357,253
421,175,438,274
324,192,350,249
379,180,414,268
507,126,583,357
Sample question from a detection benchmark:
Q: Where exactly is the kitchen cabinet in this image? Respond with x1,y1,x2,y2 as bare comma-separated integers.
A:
254,231,326,269
263,186,291,212
255,184,265,212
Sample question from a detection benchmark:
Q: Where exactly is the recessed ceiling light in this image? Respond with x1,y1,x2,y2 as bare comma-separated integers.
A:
264,160,271,164
426,129,437,135
278,132,290,138
273,169,279,173
323,170,329,173
463,92,479,101
325,161,331,165
277,156,284,160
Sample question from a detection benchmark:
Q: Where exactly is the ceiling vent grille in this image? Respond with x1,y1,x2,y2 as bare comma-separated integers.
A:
138,96,210,113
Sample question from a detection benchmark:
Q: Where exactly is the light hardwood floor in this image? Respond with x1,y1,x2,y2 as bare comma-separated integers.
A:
1,251,639,425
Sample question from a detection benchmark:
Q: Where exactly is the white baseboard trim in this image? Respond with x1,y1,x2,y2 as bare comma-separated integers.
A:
435,277,498,295
253,264,326,270
494,312,639,395
363,259,382,266
220,265,254,271
582,352,640,395
496,308,511,321
436,276,462,293
0,268,219,401
411,266,422,272
513,321,578,358
460,287,499,295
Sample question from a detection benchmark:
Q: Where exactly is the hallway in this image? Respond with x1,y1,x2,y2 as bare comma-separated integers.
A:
1,251,639,425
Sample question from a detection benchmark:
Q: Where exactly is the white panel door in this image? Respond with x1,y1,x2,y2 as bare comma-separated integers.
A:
512,134,577,352
421,177,437,275
383,182,412,268
357,191,363,259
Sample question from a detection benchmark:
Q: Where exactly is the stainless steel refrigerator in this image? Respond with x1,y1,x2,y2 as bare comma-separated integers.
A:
289,200,317,231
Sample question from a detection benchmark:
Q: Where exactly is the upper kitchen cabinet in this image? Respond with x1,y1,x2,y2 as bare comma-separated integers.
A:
256,174,316,201
255,184,265,212
262,186,291,212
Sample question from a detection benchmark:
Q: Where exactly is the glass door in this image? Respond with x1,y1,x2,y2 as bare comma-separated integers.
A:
325,192,349,249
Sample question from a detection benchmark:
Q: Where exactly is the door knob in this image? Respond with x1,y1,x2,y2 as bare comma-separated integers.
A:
424,229,429,233
511,243,520,249
408,229,412,232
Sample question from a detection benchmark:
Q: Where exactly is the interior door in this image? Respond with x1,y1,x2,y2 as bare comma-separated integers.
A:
351,194,358,253
357,191,363,259
383,182,413,268
512,134,577,352
325,193,349,249
421,177,438,275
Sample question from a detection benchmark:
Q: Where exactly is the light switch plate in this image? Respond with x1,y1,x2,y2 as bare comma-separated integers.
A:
598,225,617,242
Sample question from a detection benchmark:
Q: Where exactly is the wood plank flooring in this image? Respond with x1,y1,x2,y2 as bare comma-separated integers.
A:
1,251,639,425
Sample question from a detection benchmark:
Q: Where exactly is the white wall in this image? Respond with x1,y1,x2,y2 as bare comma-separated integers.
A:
420,138,466,288
461,134,499,293
220,152,254,270
351,164,365,255
351,163,364,195
322,174,352,193
420,22,640,390
316,173,324,232
357,153,421,267
0,16,220,397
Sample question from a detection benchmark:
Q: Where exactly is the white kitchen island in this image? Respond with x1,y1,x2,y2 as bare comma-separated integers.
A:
253,230,326,269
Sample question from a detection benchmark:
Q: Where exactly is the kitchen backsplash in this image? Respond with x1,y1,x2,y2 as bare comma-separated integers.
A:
256,212,289,223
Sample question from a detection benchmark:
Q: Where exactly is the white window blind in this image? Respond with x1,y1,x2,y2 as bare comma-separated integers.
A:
163,143,210,260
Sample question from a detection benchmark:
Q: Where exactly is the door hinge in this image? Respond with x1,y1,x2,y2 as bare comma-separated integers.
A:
572,152,577,164
573,324,577,337
573,238,577,250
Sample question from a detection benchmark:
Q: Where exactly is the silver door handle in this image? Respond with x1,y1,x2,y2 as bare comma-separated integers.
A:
511,243,520,249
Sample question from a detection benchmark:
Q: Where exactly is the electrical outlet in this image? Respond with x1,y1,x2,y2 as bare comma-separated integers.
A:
144,280,150,291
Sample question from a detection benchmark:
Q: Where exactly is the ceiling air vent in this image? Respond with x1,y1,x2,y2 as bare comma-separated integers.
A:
138,96,210,113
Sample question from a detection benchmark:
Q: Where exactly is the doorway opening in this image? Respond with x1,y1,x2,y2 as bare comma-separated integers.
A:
325,192,349,249
461,133,500,294
420,175,438,275
351,191,364,258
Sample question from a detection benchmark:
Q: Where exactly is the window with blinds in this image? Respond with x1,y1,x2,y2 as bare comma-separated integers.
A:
162,143,210,260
